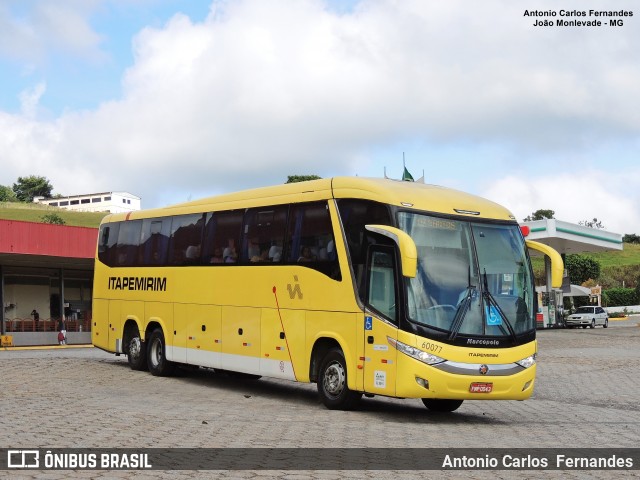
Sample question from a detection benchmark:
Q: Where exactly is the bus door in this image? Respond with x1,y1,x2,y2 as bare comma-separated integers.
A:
363,247,398,397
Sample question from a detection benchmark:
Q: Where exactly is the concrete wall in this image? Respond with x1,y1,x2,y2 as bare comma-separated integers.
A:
5,332,91,347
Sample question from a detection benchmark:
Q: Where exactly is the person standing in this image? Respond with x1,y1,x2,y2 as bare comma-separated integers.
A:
57,317,67,345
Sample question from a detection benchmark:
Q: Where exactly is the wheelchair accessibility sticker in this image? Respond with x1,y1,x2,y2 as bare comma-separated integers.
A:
486,305,503,326
365,316,372,330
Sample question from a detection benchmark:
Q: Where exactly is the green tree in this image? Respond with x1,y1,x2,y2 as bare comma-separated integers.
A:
565,254,601,285
286,175,321,184
523,209,555,222
12,175,54,202
41,213,66,225
0,185,18,202
623,234,640,244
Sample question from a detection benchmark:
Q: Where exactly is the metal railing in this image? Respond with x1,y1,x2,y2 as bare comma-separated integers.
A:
4,317,91,333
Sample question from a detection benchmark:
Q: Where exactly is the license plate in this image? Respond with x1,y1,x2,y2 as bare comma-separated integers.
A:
469,382,493,393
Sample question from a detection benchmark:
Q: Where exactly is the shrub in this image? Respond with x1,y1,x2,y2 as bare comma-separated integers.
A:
41,213,66,225
602,287,638,307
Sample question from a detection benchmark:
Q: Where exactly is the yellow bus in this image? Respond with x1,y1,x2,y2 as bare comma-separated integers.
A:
92,177,562,411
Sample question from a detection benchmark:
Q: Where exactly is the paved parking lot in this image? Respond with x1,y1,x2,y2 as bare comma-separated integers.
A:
1,318,639,479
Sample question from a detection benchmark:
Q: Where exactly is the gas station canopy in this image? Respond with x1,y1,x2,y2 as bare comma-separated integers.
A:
522,218,623,255
523,219,622,329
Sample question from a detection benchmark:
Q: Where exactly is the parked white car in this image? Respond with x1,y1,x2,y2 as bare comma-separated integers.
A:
566,306,609,329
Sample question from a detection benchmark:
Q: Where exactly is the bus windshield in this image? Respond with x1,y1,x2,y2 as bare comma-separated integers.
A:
398,212,534,338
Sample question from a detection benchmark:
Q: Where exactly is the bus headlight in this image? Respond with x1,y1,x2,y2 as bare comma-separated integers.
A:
388,337,445,365
515,354,536,369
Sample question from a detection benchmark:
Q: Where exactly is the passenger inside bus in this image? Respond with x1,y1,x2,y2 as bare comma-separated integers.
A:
223,239,237,263
209,247,224,263
298,246,316,262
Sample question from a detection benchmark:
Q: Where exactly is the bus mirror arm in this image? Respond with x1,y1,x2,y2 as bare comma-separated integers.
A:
365,225,417,278
525,240,564,289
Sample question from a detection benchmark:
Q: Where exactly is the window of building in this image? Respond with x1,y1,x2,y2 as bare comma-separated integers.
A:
60,201,69,206
50,202,58,207
81,199,90,204
104,196,111,201
70,200,79,205
92,198,101,203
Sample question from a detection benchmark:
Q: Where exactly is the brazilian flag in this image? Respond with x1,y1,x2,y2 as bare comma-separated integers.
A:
402,167,414,182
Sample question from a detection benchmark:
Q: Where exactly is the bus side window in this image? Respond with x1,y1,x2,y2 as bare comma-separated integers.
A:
167,213,206,266
242,206,288,264
287,202,341,280
115,220,143,267
139,218,171,266
98,223,120,266
337,199,392,301
366,248,398,323
208,210,244,264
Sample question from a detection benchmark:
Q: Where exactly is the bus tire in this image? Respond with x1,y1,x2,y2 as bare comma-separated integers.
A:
127,334,148,371
317,348,361,410
421,399,464,412
147,328,175,376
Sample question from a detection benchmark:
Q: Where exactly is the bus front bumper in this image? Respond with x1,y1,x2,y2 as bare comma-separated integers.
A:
395,354,537,401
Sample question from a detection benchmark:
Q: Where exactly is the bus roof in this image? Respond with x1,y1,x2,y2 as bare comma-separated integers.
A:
104,177,515,223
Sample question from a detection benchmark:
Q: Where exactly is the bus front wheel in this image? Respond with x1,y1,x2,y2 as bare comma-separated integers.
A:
317,348,361,410
422,399,464,412
147,328,175,376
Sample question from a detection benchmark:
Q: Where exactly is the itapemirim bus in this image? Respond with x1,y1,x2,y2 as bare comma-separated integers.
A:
92,177,562,412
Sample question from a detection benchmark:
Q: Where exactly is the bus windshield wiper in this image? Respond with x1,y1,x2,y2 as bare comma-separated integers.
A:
482,270,516,341
448,267,476,342
448,285,475,341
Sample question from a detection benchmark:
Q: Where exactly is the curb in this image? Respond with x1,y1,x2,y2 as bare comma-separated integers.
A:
1,344,94,351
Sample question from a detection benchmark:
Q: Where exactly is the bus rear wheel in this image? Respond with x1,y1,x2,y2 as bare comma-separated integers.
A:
127,334,148,371
147,328,175,376
421,399,464,412
317,348,361,410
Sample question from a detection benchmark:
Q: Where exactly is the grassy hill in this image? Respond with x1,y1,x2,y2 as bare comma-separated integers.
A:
531,243,640,289
0,202,107,228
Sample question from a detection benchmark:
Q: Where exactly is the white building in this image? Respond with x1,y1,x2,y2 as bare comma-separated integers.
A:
34,191,141,213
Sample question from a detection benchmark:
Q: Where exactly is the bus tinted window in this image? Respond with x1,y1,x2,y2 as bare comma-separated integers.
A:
337,200,392,299
287,202,340,280
98,223,120,266
242,206,288,263
139,218,172,266
115,220,143,266
203,210,244,264
168,214,205,265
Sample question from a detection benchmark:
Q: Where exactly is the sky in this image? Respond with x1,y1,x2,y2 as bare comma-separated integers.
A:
1,0,639,234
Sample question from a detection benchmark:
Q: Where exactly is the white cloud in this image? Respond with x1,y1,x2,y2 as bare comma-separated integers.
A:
0,0,105,63
483,171,640,235
0,0,638,231
19,82,47,118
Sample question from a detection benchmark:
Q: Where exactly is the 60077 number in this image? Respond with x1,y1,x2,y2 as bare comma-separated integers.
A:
421,342,442,354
